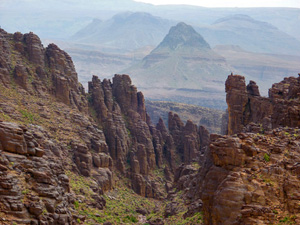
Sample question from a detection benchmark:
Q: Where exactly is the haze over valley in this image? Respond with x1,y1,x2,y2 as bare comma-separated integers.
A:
2,0,299,109
2,1,300,107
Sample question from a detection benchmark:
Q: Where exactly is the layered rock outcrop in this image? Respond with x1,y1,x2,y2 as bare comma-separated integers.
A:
173,74,300,224
0,28,87,113
226,74,300,135
1,28,210,206
88,74,183,199
0,29,122,224
181,128,300,225
0,121,73,224
0,109,111,224
4,27,300,225
88,73,212,200
169,112,209,164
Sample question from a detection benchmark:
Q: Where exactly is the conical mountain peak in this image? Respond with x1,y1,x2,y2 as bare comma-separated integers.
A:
155,22,211,51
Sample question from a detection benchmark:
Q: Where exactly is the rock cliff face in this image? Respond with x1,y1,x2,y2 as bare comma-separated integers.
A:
173,73,300,225
88,74,211,198
0,121,74,224
168,112,209,164
225,74,300,135
88,74,162,198
0,28,211,224
4,27,300,225
0,28,87,113
181,127,300,225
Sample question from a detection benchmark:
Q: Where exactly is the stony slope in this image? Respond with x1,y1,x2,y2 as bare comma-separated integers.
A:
179,126,300,224
2,27,300,225
0,28,208,224
173,73,300,225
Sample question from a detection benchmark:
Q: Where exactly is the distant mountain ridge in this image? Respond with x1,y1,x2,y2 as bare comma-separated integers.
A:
197,14,300,56
213,14,274,28
71,12,174,51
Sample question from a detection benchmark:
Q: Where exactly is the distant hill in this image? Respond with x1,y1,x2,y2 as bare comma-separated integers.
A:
197,14,300,56
71,12,174,51
124,22,231,91
1,0,300,43
146,100,224,134
149,7,300,42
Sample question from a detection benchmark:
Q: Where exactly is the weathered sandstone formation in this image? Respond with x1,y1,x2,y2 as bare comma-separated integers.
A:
174,73,300,225
225,74,300,135
0,28,211,223
6,27,300,225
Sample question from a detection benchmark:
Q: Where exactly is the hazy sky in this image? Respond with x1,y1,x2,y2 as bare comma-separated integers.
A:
135,0,300,8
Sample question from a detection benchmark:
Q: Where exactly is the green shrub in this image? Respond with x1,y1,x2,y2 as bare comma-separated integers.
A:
280,216,289,222
264,153,270,162
22,189,30,195
74,201,79,209
20,109,34,121
123,215,138,223
19,109,40,123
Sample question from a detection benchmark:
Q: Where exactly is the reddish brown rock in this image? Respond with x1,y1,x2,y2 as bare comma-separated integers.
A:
89,74,175,198
226,74,300,135
88,75,130,172
0,29,12,87
0,122,27,154
46,43,88,112
225,74,249,135
199,125,210,151
0,122,47,158
179,126,300,225
168,113,207,164
168,112,185,151
73,143,92,177
93,153,112,168
13,65,28,90
0,27,227,224
182,120,200,164
155,118,176,170
137,91,147,121
112,74,139,116
0,121,75,225
93,168,113,192
0,29,88,113
247,80,260,96
23,32,45,66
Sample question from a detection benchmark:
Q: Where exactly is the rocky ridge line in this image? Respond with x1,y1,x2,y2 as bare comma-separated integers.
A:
0,28,209,224
174,73,300,225
225,74,300,135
